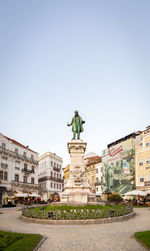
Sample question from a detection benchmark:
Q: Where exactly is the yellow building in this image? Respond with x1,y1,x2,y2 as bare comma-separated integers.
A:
63,164,70,180
84,152,101,193
135,126,150,191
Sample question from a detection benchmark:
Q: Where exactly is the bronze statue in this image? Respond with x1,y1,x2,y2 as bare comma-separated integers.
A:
67,110,85,140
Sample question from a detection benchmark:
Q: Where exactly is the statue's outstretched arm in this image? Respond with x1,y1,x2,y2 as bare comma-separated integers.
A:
67,119,73,126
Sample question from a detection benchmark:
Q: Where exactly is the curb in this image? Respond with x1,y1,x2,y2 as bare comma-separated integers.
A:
21,211,135,225
34,236,47,251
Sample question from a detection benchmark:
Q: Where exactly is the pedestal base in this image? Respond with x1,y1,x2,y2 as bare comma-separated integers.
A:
60,189,95,204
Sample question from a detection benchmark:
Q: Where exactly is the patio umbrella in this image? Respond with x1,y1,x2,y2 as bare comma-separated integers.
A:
145,190,150,195
124,190,146,196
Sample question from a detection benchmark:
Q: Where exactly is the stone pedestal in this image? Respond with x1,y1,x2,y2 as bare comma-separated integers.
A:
60,140,95,204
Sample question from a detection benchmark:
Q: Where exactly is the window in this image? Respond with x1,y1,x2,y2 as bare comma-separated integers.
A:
2,143,6,149
0,171,3,180
146,142,150,147
140,177,144,183
15,174,19,182
51,161,53,167
139,160,143,166
60,184,61,189
23,152,26,157
60,165,61,169
57,173,58,179
15,148,18,154
4,172,7,180
54,162,56,167
54,183,55,188
24,163,27,170
31,154,34,160
96,169,98,173
54,173,56,178
23,176,27,183
51,182,53,188
51,171,53,177
31,178,34,184
146,158,150,165
1,163,8,169
31,166,34,173
97,187,98,191
57,184,58,189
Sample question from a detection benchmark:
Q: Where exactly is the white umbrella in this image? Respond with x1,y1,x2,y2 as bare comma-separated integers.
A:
145,190,150,195
125,190,146,196
15,193,29,197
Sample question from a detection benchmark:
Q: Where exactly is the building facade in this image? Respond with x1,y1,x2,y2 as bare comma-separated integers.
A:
95,161,103,197
102,132,139,197
135,126,150,191
0,133,39,206
38,152,63,201
84,152,101,193
63,164,70,180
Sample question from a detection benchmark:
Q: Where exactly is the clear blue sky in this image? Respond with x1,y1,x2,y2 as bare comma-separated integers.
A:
0,1,150,165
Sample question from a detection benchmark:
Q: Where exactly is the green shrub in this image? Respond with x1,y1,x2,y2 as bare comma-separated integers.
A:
22,204,132,220
107,193,123,203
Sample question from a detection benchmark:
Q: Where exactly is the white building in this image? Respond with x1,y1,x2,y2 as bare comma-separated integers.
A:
0,133,39,206
95,161,102,197
38,152,63,201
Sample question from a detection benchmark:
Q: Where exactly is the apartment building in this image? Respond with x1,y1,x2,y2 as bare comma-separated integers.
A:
135,126,150,191
38,152,63,201
0,133,39,206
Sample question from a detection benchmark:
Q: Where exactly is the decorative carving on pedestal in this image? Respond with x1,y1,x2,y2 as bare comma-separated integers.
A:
60,139,95,204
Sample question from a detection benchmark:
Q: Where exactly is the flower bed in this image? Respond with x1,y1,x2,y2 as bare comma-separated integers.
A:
22,204,133,220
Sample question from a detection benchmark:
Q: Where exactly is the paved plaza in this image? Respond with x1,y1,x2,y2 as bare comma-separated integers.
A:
0,207,150,251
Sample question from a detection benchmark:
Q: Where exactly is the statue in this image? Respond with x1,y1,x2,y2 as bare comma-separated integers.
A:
67,110,85,140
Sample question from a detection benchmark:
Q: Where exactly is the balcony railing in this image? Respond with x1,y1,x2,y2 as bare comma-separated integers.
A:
0,147,38,165
38,176,63,183
22,168,34,174
95,181,102,186
144,181,150,186
11,180,38,188
53,167,60,172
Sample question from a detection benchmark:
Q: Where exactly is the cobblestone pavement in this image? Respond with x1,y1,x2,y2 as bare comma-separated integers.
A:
0,208,150,251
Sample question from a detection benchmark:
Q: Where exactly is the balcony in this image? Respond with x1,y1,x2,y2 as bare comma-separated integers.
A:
11,180,38,188
22,168,34,174
95,181,102,186
144,181,150,186
0,147,38,165
38,176,63,183
53,167,60,172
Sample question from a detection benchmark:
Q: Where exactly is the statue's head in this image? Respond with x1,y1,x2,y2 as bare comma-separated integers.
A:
75,110,79,116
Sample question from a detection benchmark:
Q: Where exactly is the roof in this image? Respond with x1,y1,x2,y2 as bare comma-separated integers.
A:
3,134,37,153
84,152,99,159
107,132,140,148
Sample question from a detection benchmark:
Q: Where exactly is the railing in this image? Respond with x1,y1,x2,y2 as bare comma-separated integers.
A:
53,167,60,172
22,168,34,174
95,181,101,186
11,180,38,187
0,147,38,164
144,181,150,186
38,176,63,183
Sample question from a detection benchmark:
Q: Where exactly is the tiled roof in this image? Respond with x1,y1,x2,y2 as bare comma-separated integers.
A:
3,134,37,153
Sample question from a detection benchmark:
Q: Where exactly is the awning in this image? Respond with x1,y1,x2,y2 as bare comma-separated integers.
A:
15,193,29,197
145,190,150,195
124,190,146,196
28,193,41,198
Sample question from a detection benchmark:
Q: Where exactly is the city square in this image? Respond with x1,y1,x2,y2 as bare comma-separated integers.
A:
1,1,150,250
